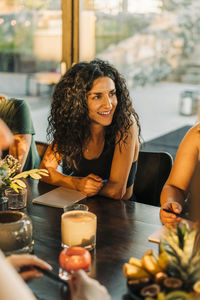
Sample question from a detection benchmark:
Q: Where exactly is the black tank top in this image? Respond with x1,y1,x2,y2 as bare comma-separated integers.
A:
63,143,137,188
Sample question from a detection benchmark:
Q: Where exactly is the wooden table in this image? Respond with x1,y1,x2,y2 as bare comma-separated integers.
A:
25,179,162,300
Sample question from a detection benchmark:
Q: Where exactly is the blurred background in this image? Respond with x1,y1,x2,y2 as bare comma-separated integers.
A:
0,0,199,144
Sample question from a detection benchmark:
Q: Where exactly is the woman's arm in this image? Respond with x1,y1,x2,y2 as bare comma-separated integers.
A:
9,134,31,171
0,119,13,155
99,119,139,200
39,143,103,197
160,125,200,224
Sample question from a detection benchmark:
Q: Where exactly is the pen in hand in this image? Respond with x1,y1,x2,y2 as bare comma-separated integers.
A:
163,208,185,218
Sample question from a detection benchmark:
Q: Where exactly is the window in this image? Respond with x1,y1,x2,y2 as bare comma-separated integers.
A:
79,0,199,149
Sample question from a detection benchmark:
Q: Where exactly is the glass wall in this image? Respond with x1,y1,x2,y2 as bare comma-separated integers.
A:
0,0,62,142
0,0,62,100
79,0,200,144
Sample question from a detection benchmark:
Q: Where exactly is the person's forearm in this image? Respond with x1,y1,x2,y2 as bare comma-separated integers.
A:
99,181,126,200
9,134,31,171
40,167,81,191
160,184,185,207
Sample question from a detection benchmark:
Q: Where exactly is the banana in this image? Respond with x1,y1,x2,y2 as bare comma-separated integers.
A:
141,251,162,275
157,252,170,270
123,263,150,279
129,257,143,268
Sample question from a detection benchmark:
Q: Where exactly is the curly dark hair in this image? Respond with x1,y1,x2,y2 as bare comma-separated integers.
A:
47,59,141,169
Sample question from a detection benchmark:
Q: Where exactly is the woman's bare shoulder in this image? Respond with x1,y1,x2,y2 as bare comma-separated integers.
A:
176,123,200,156
183,123,200,141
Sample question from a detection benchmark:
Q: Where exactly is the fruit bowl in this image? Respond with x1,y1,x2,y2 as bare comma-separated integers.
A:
123,222,200,299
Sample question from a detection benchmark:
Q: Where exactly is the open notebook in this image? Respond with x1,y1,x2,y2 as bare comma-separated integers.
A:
32,187,86,208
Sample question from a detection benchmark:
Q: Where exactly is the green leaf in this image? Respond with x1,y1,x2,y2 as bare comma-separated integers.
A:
10,182,23,193
39,169,49,173
12,179,26,188
38,171,49,176
30,173,41,179
13,172,29,179
177,224,185,250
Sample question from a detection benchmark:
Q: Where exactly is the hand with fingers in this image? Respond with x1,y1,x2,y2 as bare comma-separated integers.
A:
160,201,183,225
6,254,52,281
79,174,104,197
69,269,111,300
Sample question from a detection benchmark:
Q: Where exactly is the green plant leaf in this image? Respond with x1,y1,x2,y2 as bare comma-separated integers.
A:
10,182,23,193
13,172,29,179
38,171,49,176
30,173,41,179
12,179,26,188
39,169,49,173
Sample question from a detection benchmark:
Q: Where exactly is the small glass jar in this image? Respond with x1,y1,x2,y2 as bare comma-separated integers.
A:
0,194,8,211
5,188,27,210
0,211,34,255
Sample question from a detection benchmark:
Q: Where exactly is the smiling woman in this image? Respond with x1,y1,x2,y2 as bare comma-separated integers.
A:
39,59,141,200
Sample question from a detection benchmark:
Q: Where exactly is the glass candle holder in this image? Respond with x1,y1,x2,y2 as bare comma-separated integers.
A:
59,247,91,281
5,188,27,210
0,211,33,255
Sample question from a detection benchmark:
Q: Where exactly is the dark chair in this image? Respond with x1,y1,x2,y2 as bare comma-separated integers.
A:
35,141,49,160
133,151,173,207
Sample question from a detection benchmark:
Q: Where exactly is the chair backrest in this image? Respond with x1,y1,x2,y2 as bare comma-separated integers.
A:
35,141,49,160
133,151,173,207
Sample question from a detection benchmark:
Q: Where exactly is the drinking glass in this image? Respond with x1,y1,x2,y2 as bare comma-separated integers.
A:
61,206,97,250
64,203,89,213
5,188,27,210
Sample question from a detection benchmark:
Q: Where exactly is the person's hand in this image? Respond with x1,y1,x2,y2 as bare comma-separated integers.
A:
160,201,183,225
79,174,104,197
69,270,111,300
6,254,52,281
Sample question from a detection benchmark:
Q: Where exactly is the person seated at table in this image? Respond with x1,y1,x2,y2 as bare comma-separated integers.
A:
1,251,110,300
0,118,13,156
160,123,200,225
0,95,40,171
40,59,141,200
0,117,109,300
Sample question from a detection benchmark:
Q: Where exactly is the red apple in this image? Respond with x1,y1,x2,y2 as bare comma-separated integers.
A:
59,247,91,272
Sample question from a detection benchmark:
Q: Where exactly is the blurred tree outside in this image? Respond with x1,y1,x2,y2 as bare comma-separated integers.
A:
95,12,152,54
97,0,200,88
132,0,200,86
0,0,52,72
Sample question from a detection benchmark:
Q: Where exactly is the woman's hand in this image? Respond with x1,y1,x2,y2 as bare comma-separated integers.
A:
6,254,52,281
69,270,111,300
79,174,104,197
160,201,183,225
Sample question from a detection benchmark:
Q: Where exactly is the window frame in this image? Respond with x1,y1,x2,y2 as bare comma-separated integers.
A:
62,0,79,71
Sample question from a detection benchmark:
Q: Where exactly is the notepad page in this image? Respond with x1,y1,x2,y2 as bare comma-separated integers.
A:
32,187,86,208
